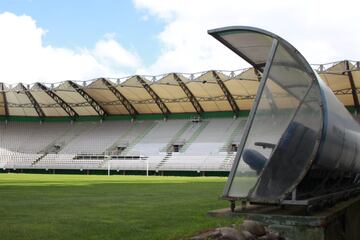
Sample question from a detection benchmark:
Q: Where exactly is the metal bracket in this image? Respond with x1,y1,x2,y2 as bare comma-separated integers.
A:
67,80,108,117
19,83,45,119
212,71,240,116
173,73,204,114
36,83,78,119
136,75,170,117
100,78,138,118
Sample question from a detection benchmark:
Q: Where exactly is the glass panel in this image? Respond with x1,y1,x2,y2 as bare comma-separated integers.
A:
227,42,321,200
249,83,322,200
220,31,273,66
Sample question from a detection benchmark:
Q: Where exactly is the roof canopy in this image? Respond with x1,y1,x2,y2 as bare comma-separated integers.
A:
0,60,359,118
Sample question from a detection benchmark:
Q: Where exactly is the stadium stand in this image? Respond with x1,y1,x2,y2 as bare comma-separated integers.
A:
0,118,245,172
0,60,359,174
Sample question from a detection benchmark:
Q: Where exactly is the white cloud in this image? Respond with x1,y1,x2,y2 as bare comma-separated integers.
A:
0,12,141,84
94,37,141,69
2,2,360,85
133,0,360,75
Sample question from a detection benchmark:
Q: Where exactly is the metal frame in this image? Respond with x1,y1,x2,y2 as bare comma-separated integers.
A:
345,60,360,113
19,83,45,118
222,39,279,197
0,94,257,108
0,61,358,119
100,78,138,118
136,75,171,116
0,83,9,117
67,80,108,117
35,82,78,119
254,68,278,111
332,88,360,96
173,73,204,114
281,186,360,209
212,71,240,115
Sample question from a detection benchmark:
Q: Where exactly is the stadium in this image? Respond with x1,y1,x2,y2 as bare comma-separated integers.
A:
0,60,359,176
2,0,360,237
2,58,360,240
1,24,360,239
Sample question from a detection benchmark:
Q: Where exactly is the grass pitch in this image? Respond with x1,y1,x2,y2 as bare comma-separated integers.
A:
0,174,242,240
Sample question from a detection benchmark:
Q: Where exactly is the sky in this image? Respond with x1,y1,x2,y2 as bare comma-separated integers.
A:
0,0,359,84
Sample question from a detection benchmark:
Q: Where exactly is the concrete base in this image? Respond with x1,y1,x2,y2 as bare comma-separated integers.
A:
208,195,360,240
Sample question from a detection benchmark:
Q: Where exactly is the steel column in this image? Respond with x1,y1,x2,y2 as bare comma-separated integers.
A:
67,81,108,117
212,71,240,115
19,83,45,118
136,75,170,116
36,82,78,119
100,78,138,117
173,73,203,114
345,61,360,113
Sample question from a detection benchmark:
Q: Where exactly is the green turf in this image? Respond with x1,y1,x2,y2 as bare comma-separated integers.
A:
0,174,244,240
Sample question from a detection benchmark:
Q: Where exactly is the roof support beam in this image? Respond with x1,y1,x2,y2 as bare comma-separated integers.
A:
136,75,170,116
19,83,45,119
67,81,108,117
0,83,9,117
173,73,204,114
212,71,240,115
254,68,278,111
345,61,360,114
36,82,78,119
100,78,138,118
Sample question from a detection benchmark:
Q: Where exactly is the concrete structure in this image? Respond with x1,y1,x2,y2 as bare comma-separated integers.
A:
209,195,360,240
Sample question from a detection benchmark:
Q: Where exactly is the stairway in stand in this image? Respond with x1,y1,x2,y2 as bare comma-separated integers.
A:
155,152,173,170
220,152,236,170
219,119,245,152
180,121,209,153
160,122,192,152
31,152,48,166
120,122,158,155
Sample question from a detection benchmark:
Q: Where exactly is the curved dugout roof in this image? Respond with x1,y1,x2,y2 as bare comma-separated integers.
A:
0,60,359,118
209,26,360,205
